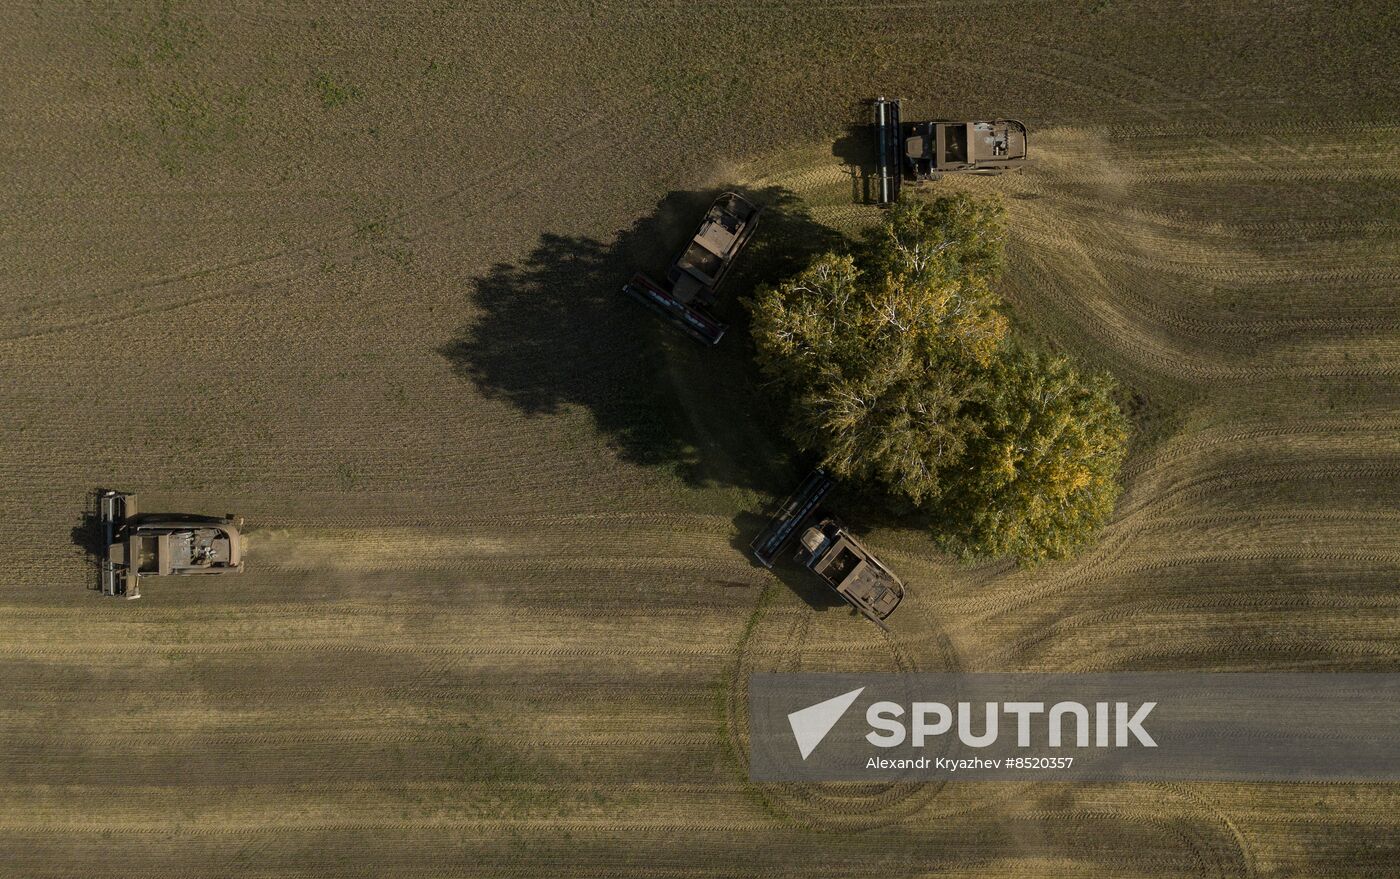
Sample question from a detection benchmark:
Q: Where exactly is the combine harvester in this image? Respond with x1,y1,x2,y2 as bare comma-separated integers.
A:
623,191,762,345
750,470,906,629
873,97,1028,205
99,490,244,599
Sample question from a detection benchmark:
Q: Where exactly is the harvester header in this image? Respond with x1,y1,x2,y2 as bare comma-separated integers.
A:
750,469,835,568
873,96,903,205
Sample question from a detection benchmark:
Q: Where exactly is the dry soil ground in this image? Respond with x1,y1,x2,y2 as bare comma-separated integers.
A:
2,2,1399,877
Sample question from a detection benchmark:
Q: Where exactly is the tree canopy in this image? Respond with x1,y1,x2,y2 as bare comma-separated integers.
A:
939,349,1129,563
746,193,1130,564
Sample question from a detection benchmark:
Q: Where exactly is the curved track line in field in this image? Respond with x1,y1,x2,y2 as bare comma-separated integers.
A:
1122,420,1400,480
997,120,1399,393
719,583,954,831
1008,806,1253,879
757,639,952,829
1008,237,1400,361
974,82,1400,389
991,574,1400,669
717,557,983,831
964,543,1400,630
1153,783,1265,879
1014,228,1400,314
1013,255,1400,385
1116,458,1399,521
739,119,1394,336
1008,227,1400,385
734,122,1400,398
945,451,1400,624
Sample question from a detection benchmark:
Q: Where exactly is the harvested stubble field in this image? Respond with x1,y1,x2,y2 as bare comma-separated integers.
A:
2,1,1399,876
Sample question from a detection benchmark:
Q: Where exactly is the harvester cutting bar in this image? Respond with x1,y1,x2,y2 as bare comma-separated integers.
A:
873,97,902,205
623,273,727,346
99,491,132,598
750,469,835,567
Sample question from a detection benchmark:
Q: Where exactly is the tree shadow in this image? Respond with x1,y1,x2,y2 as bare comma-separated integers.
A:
440,185,845,491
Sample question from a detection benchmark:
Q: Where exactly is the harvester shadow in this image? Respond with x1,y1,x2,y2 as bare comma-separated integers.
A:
728,514,850,615
70,489,106,592
442,186,843,490
833,122,879,205
70,512,103,558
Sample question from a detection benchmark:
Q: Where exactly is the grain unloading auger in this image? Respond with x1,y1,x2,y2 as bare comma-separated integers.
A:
100,490,245,599
872,97,1028,205
750,470,905,629
623,191,762,345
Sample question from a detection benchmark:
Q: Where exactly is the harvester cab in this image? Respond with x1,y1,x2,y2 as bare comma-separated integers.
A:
873,97,1028,205
99,490,245,599
750,470,905,628
623,191,762,345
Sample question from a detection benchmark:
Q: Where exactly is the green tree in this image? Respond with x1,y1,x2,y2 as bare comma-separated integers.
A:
747,193,1130,564
940,350,1130,564
862,188,1007,287
747,196,1008,505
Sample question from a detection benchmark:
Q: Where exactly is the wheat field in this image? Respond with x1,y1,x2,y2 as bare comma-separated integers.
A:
1,2,1397,876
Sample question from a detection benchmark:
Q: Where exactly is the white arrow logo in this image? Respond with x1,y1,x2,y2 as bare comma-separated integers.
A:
787,687,865,760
